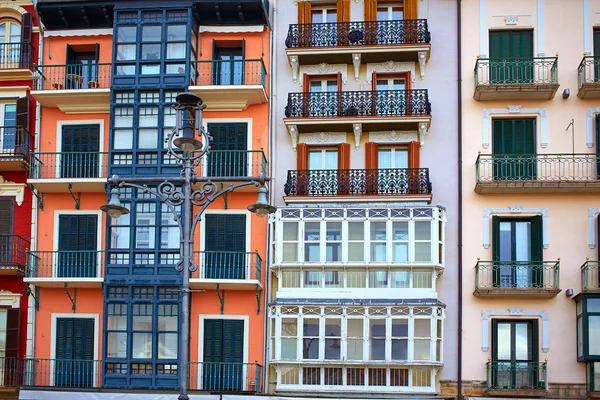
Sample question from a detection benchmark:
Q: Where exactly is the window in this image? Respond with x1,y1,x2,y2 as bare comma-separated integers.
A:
0,307,19,386
204,214,247,279
492,118,536,180
492,216,543,289
203,319,244,390
55,318,95,387
490,320,539,390
376,3,403,21
213,47,243,85
206,123,248,177
312,7,337,23
57,214,98,278
0,20,20,68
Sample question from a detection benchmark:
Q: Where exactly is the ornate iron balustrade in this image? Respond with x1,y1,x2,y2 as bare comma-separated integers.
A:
475,260,560,290
29,152,109,180
35,63,112,90
476,154,600,183
27,250,104,279
0,235,29,273
188,362,262,392
487,361,547,391
475,57,558,85
578,56,600,89
6,358,104,388
284,168,432,196
0,42,33,70
582,261,600,292
285,19,430,48
191,251,262,283
202,150,267,178
0,126,33,159
192,59,266,87
284,89,431,118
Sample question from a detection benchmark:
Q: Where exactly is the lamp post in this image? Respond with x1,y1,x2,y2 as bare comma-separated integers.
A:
100,92,275,400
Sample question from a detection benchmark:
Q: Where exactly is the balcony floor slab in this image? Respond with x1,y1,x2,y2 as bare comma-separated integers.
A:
475,180,600,194
284,194,432,204
23,278,103,288
31,89,110,114
474,288,561,298
474,84,559,101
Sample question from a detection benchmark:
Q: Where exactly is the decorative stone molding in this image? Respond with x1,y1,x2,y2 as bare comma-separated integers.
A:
352,54,361,81
418,123,427,148
482,309,549,352
353,124,362,150
504,16,518,25
585,108,600,148
298,63,348,86
289,56,299,83
369,130,418,143
0,290,21,309
0,3,28,16
482,107,547,148
589,208,600,249
0,176,25,205
366,61,416,84
417,51,427,79
483,207,549,249
287,125,299,151
299,132,346,146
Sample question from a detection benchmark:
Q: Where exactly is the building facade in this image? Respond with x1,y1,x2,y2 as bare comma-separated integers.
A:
461,0,600,398
0,0,38,397
18,0,271,398
269,0,458,396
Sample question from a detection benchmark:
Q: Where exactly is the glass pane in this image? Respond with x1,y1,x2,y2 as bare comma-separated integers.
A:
589,299,600,312
393,243,408,262
141,64,160,75
142,25,161,41
347,319,363,336
496,322,511,360
347,339,363,360
167,43,186,59
369,270,388,288
346,270,366,288
515,323,529,360
414,340,430,360
325,338,341,359
142,44,161,60
282,243,298,262
590,316,600,356
118,26,137,42
108,315,127,330
392,339,407,360
348,244,364,262
305,222,320,240
282,319,297,336
158,333,177,358
281,338,297,359
413,271,432,288
393,222,408,240
138,129,157,149
415,242,431,262
414,320,431,337
304,271,321,287
117,44,136,60
309,81,322,93
378,149,391,168
349,222,364,240
107,332,127,358
283,222,298,240
324,271,340,287
303,319,319,359
415,221,431,240
499,222,512,261
325,151,338,169
390,270,410,288
394,149,408,168
515,222,531,262
167,24,186,40
371,222,386,240
132,332,153,358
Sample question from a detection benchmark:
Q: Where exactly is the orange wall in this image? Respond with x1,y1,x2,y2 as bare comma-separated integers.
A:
43,35,113,65
37,108,110,153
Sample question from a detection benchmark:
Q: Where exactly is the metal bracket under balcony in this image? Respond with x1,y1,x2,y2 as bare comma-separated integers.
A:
474,260,561,298
475,154,600,194
284,90,431,135
285,19,431,66
474,57,559,101
283,168,432,204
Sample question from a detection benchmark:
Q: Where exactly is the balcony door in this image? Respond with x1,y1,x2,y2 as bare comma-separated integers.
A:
57,215,97,278
204,214,246,280
308,77,339,117
66,44,99,89
376,77,406,116
376,4,403,44
311,7,337,47
213,46,243,85
489,30,533,84
55,318,94,387
61,124,100,178
594,29,600,82
0,21,20,69
0,307,19,386
492,118,536,180
492,217,543,289
203,319,244,391
491,320,538,390
596,114,600,179
206,123,248,177
378,148,408,194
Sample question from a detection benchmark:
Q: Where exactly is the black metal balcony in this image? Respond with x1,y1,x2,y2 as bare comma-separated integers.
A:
0,42,33,71
284,168,432,197
285,19,430,48
0,235,29,275
284,90,431,119
0,126,33,167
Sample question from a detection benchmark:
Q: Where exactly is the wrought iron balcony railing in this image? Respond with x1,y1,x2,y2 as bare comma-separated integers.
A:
191,251,262,283
284,168,432,197
35,63,111,90
203,150,267,178
578,56,600,89
29,152,109,180
475,260,560,290
192,59,266,87
285,19,431,48
188,362,262,393
0,42,33,70
27,250,104,279
0,234,29,273
475,57,558,86
0,126,33,159
487,361,547,391
476,154,600,183
582,261,600,292
285,90,431,118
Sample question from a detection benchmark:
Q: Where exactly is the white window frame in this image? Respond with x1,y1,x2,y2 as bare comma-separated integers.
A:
376,3,404,21
311,6,337,24
378,147,408,169
309,79,338,93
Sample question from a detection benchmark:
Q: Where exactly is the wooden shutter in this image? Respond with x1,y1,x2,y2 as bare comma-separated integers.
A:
297,143,309,170
16,97,29,130
302,73,310,92
203,319,223,362
337,0,350,22
491,216,500,262
530,215,543,262
336,72,342,91
222,320,244,364
365,142,379,169
5,308,20,360
489,30,534,59
408,141,420,168
404,0,418,20
56,318,74,360
298,1,312,24
595,30,600,56
364,0,376,21
337,143,350,169
19,13,32,69
0,198,14,234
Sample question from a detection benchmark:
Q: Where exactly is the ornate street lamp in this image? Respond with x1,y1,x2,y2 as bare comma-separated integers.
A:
100,92,274,400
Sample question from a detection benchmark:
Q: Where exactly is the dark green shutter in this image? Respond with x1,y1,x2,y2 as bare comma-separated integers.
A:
207,123,248,177
55,318,94,387
492,216,500,287
492,119,536,180
489,30,533,83
203,319,243,390
0,198,14,234
596,114,600,178
61,125,100,178
58,215,97,278
204,215,246,279
530,215,543,287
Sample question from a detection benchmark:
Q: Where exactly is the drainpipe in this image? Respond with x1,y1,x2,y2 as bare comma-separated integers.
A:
456,0,463,399
263,0,276,394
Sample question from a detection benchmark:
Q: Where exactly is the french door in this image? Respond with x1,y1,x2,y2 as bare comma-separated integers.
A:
491,320,538,390
376,78,406,116
492,118,536,180
213,48,243,85
309,79,339,117
206,123,248,177
61,125,100,178
203,319,244,390
57,215,98,278
489,30,534,84
55,318,95,387
204,215,246,280
376,4,404,45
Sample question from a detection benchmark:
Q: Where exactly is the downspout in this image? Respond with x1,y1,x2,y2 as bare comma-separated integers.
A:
456,0,463,399
263,0,276,394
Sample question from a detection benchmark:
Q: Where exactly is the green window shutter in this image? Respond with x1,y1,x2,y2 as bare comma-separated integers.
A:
596,115,600,178
203,319,223,363
594,30,600,56
489,31,504,59
530,215,543,262
56,318,74,360
517,30,534,58
491,319,499,362
222,320,244,364
492,216,500,262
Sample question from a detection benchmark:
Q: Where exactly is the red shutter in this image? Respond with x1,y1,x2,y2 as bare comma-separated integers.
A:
337,143,351,196
297,143,309,170
303,73,310,92
337,142,350,169
405,0,418,20
365,142,379,169
408,141,420,168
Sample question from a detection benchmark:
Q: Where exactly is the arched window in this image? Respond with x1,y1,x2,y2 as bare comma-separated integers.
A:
0,20,21,68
